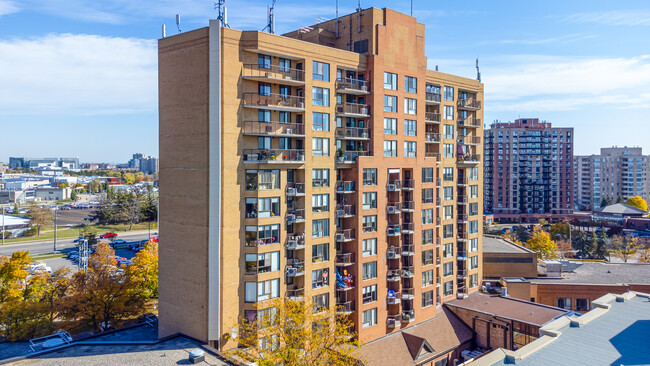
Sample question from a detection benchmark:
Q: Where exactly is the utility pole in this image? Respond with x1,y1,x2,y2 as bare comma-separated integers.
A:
1,201,5,246
53,205,58,253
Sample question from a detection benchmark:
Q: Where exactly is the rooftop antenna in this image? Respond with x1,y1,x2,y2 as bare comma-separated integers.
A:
357,0,361,32
176,14,181,33
476,58,481,82
262,0,277,34
214,0,230,28
336,0,339,38
162,23,166,38
410,0,413,16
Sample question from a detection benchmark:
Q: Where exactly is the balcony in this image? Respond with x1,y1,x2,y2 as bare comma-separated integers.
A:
335,127,370,140
387,291,401,305
401,244,415,256
457,195,467,205
387,315,401,328
387,180,401,191
336,229,355,243
401,201,415,212
286,183,305,197
425,112,441,123
402,179,415,190
402,288,415,300
457,118,481,128
243,92,305,112
336,181,355,193
362,223,377,234
286,234,305,250
242,63,305,85
457,269,468,279
387,225,401,236
245,234,280,247
336,204,355,218
457,154,481,165
387,246,401,260
386,202,402,215
287,287,304,300
387,269,401,282
462,136,481,145
436,217,441,227
335,253,355,266
457,214,468,223
242,121,305,137
457,177,468,186
243,149,305,164
287,209,305,224
425,133,441,143
286,261,305,277
458,98,481,110
401,266,415,278
425,92,442,105
336,102,370,118
336,300,355,314
425,152,441,160
402,223,415,234
335,78,370,95
336,150,370,166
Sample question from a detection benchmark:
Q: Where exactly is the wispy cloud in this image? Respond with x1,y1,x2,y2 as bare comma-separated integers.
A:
0,34,157,115
561,10,650,26
0,0,19,16
480,33,595,46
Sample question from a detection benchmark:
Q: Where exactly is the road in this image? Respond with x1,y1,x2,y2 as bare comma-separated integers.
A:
0,230,152,256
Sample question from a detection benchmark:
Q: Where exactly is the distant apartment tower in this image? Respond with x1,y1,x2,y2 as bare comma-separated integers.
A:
9,157,79,170
128,153,159,174
574,147,649,210
158,8,484,350
484,118,573,221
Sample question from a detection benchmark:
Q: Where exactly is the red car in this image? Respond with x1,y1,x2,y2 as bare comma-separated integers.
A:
150,236,158,243
100,232,118,239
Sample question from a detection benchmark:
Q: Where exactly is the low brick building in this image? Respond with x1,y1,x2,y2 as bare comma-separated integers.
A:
482,236,537,279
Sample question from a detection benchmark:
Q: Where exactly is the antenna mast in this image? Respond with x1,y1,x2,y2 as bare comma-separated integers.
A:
336,0,339,38
357,0,361,33
476,58,481,82
214,0,229,27
262,0,277,34
176,14,181,33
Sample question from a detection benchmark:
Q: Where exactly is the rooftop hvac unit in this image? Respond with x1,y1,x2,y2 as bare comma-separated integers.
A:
287,267,297,276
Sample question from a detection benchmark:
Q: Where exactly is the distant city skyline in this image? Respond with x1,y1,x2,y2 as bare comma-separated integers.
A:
2,0,650,161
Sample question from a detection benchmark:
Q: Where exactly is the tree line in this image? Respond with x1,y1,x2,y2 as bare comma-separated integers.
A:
94,190,157,230
0,241,158,341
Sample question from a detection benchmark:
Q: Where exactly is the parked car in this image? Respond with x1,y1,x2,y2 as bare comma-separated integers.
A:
129,242,144,251
150,236,158,243
73,237,85,243
100,233,118,239
112,239,127,245
67,251,79,259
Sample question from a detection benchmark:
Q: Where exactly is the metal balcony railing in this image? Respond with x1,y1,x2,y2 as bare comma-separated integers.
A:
286,183,305,197
336,300,355,314
401,201,415,211
336,204,355,218
335,78,370,93
387,269,401,282
425,112,441,122
402,179,415,190
425,152,440,160
457,118,481,127
335,127,370,139
458,154,481,163
425,92,442,104
287,209,305,224
243,63,306,82
458,98,481,110
243,92,305,109
402,223,414,233
336,181,355,193
287,287,304,300
286,234,305,250
387,246,401,260
425,133,441,143
387,225,401,236
337,150,371,163
387,180,401,191
387,292,401,305
243,149,305,163
242,121,305,136
286,261,305,277
335,252,355,266
401,244,415,256
336,102,370,117
402,288,415,300
386,202,402,214
336,229,355,242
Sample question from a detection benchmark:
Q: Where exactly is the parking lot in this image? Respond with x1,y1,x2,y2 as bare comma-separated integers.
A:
35,245,140,273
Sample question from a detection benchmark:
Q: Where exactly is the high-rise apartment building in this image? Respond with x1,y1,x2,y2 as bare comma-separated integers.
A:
158,8,483,349
484,118,573,221
128,153,159,174
574,147,649,210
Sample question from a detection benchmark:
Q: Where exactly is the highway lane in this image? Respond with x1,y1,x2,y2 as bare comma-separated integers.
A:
0,231,153,256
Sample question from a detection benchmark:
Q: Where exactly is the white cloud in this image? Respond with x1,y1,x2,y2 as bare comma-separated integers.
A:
562,10,650,26
0,34,157,115
480,34,595,46
0,0,19,16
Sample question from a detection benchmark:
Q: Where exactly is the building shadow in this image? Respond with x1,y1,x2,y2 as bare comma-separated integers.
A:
610,320,650,366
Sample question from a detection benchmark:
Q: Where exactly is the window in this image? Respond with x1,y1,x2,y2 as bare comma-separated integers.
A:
384,96,397,113
312,268,330,288
257,197,280,218
384,72,397,90
259,82,271,96
312,137,330,156
362,215,377,233
443,281,453,296
245,278,279,302
469,273,478,288
313,293,329,312
469,220,478,234
245,252,280,274
362,308,377,328
258,109,271,122
312,219,329,238
422,290,434,307
443,125,454,139
313,61,330,81
468,167,479,180
422,229,434,245
245,224,280,246
444,86,454,101
248,307,278,328
444,205,453,220
245,169,280,191
470,185,479,198
444,106,454,120
422,270,434,287
575,298,590,311
422,250,434,265
363,168,377,185
353,39,369,53
279,137,291,150
384,140,397,157
422,208,433,224
362,261,377,280
362,192,377,209
443,168,453,181
312,87,330,106
312,243,329,262
422,168,434,183
279,58,290,72
279,85,290,96
404,98,417,115
405,76,417,93
384,117,397,134
362,238,377,257
470,238,479,252
469,203,478,216
258,335,279,351
258,54,271,69
362,285,377,304
469,256,478,269
422,188,434,204
312,112,330,131
404,119,417,136
404,141,417,157
312,169,329,187
443,262,453,277
443,243,453,258
312,194,330,212
557,298,572,310
443,187,453,201
443,144,454,158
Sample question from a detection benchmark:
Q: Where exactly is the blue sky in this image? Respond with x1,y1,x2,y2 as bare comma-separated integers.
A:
1,0,650,163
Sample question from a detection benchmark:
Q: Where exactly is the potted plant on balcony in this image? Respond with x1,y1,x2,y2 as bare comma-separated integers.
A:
337,148,345,162
402,312,411,322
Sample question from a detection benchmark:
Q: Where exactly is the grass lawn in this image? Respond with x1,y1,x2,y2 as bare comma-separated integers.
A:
33,253,66,260
2,222,156,244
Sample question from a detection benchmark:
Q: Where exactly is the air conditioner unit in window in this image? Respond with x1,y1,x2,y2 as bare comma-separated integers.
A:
287,239,298,248
287,267,297,276
287,188,297,196
387,228,396,236
388,206,397,214
336,233,345,242
387,184,396,191
287,214,296,223
387,251,397,259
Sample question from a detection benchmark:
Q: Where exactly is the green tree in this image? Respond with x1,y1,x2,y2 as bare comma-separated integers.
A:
617,195,625,203
601,196,613,208
610,236,639,263
595,231,609,259
625,196,648,211
88,178,101,194
126,241,158,298
549,222,570,240
70,190,78,202
122,173,136,185
11,204,19,215
26,205,52,236
525,227,558,259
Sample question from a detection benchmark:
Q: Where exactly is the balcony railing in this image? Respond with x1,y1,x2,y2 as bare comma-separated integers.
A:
401,201,415,212
336,127,370,140
336,204,355,218
387,292,401,305
243,149,305,164
336,229,355,242
401,244,415,256
286,261,305,277
336,102,370,117
387,314,401,328
287,288,304,300
457,214,468,223
458,154,481,164
457,118,481,127
401,266,415,278
337,150,370,164
287,209,305,224
286,234,305,250
335,78,370,93
387,225,401,236
387,180,401,191
461,136,481,145
425,92,442,104
386,202,402,214
336,181,355,193
457,269,468,278
242,121,305,136
243,92,305,110
425,152,441,160
245,235,280,247
458,98,481,110
387,246,401,260
336,300,355,314
243,63,305,82
402,288,415,300
457,195,467,204
286,183,305,197
425,112,441,123
457,177,468,185
335,253,355,266
387,269,401,282
402,179,415,190
402,223,415,234
425,133,441,143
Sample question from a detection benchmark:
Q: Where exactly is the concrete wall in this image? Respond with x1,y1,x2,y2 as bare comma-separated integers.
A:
483,252,537,278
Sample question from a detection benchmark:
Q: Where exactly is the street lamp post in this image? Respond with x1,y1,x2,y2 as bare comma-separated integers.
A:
1,201,5,246
52,204,58,253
